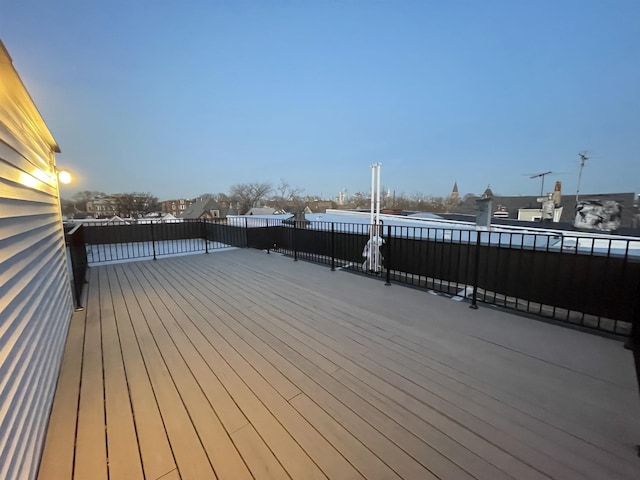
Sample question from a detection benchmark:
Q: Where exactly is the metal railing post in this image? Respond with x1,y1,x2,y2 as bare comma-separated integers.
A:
470,230,480,309
150,220,157,260
293,220,298,261
244,216,249,248
385,224,391,286
266,220,270,254
331,223,335,271
203,219,209,254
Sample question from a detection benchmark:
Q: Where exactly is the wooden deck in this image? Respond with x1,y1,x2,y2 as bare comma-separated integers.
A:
37,248,640,480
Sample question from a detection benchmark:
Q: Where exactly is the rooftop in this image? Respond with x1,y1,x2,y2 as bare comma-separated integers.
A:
38,249,640,480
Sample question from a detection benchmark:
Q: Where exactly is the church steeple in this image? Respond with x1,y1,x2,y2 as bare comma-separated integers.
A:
451,181,459,203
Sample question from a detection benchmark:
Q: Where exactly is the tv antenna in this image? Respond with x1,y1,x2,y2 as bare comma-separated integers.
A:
529,171,553,197
576,151,589,202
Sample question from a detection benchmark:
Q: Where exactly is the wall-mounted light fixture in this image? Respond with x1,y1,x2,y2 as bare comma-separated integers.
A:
56,168,72,184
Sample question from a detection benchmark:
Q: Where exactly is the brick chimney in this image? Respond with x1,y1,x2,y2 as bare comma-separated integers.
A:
552,181,562,206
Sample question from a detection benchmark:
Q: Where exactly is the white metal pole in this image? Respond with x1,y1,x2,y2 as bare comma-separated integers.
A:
375,163,382,271
376,163,381,224
369,164,375,270
370,164,375,228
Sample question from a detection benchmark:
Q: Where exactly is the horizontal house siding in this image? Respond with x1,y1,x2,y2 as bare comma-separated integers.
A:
1,42,73,480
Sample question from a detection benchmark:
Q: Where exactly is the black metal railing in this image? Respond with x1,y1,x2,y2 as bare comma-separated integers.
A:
64,217,640,337
80,219,245,263
64,224,88,309
274,221,640,338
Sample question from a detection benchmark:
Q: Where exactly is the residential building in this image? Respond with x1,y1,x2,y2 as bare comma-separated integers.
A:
161,198,194,215
86,196,118,218
246,206,277,215
181,197,232,219
307,200,336,213
450,182,638,229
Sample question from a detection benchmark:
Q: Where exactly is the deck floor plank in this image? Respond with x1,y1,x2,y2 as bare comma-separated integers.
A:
137,260,358,480
37,248,640,480
73,268,108,480
107,265,178,480
129,263,328,480
98,266,145,480
114,264,217,480
230,424,290,480
212,251,640,474
169,257,505,479
123,262,254,480
36,295,86,480
187,257,566,479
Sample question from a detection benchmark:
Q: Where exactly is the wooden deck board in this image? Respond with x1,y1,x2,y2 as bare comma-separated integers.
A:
98,267,145,480
36,296,85,480
134,261,356,480
73,268,108,480
211,255,640,478
106,266,178,480
115,264,218,480
181,257,586,479
121,263,253,480
38,249,640,480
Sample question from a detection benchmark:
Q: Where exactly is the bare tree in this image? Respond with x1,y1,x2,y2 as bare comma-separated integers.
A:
392,192,412,210
72,190,105,212
342,192,370,209
229,182,273,214
196,193,231,203
277,178,304,201
114,192,158,218
60,199,76,216
272,178,305,207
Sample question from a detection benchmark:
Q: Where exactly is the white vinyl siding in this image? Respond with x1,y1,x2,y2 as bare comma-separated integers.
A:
0,42,73,480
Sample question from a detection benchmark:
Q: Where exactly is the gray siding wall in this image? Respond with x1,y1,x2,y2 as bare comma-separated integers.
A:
0,46,73,480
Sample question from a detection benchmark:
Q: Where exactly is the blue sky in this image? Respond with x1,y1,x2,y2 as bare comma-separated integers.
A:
2,0,639,201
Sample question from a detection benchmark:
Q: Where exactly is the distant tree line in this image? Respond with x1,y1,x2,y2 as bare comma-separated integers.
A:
62,191,159,218
62,179,462,218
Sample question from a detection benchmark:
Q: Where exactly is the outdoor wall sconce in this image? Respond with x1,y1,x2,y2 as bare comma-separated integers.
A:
56,168,72,184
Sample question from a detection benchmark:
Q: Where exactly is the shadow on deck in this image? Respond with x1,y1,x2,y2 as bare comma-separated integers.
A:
38,249,640,480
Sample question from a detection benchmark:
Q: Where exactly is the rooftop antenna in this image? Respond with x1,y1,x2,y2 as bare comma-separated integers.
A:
576,151,589,202
529,171,553,197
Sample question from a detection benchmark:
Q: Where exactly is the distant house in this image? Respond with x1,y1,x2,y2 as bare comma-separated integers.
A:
246,206,277,215
280,205,312,215
450,183,637,229
161,198,194,215
307,200,337,213
86,196,118,218
181,198,231,219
